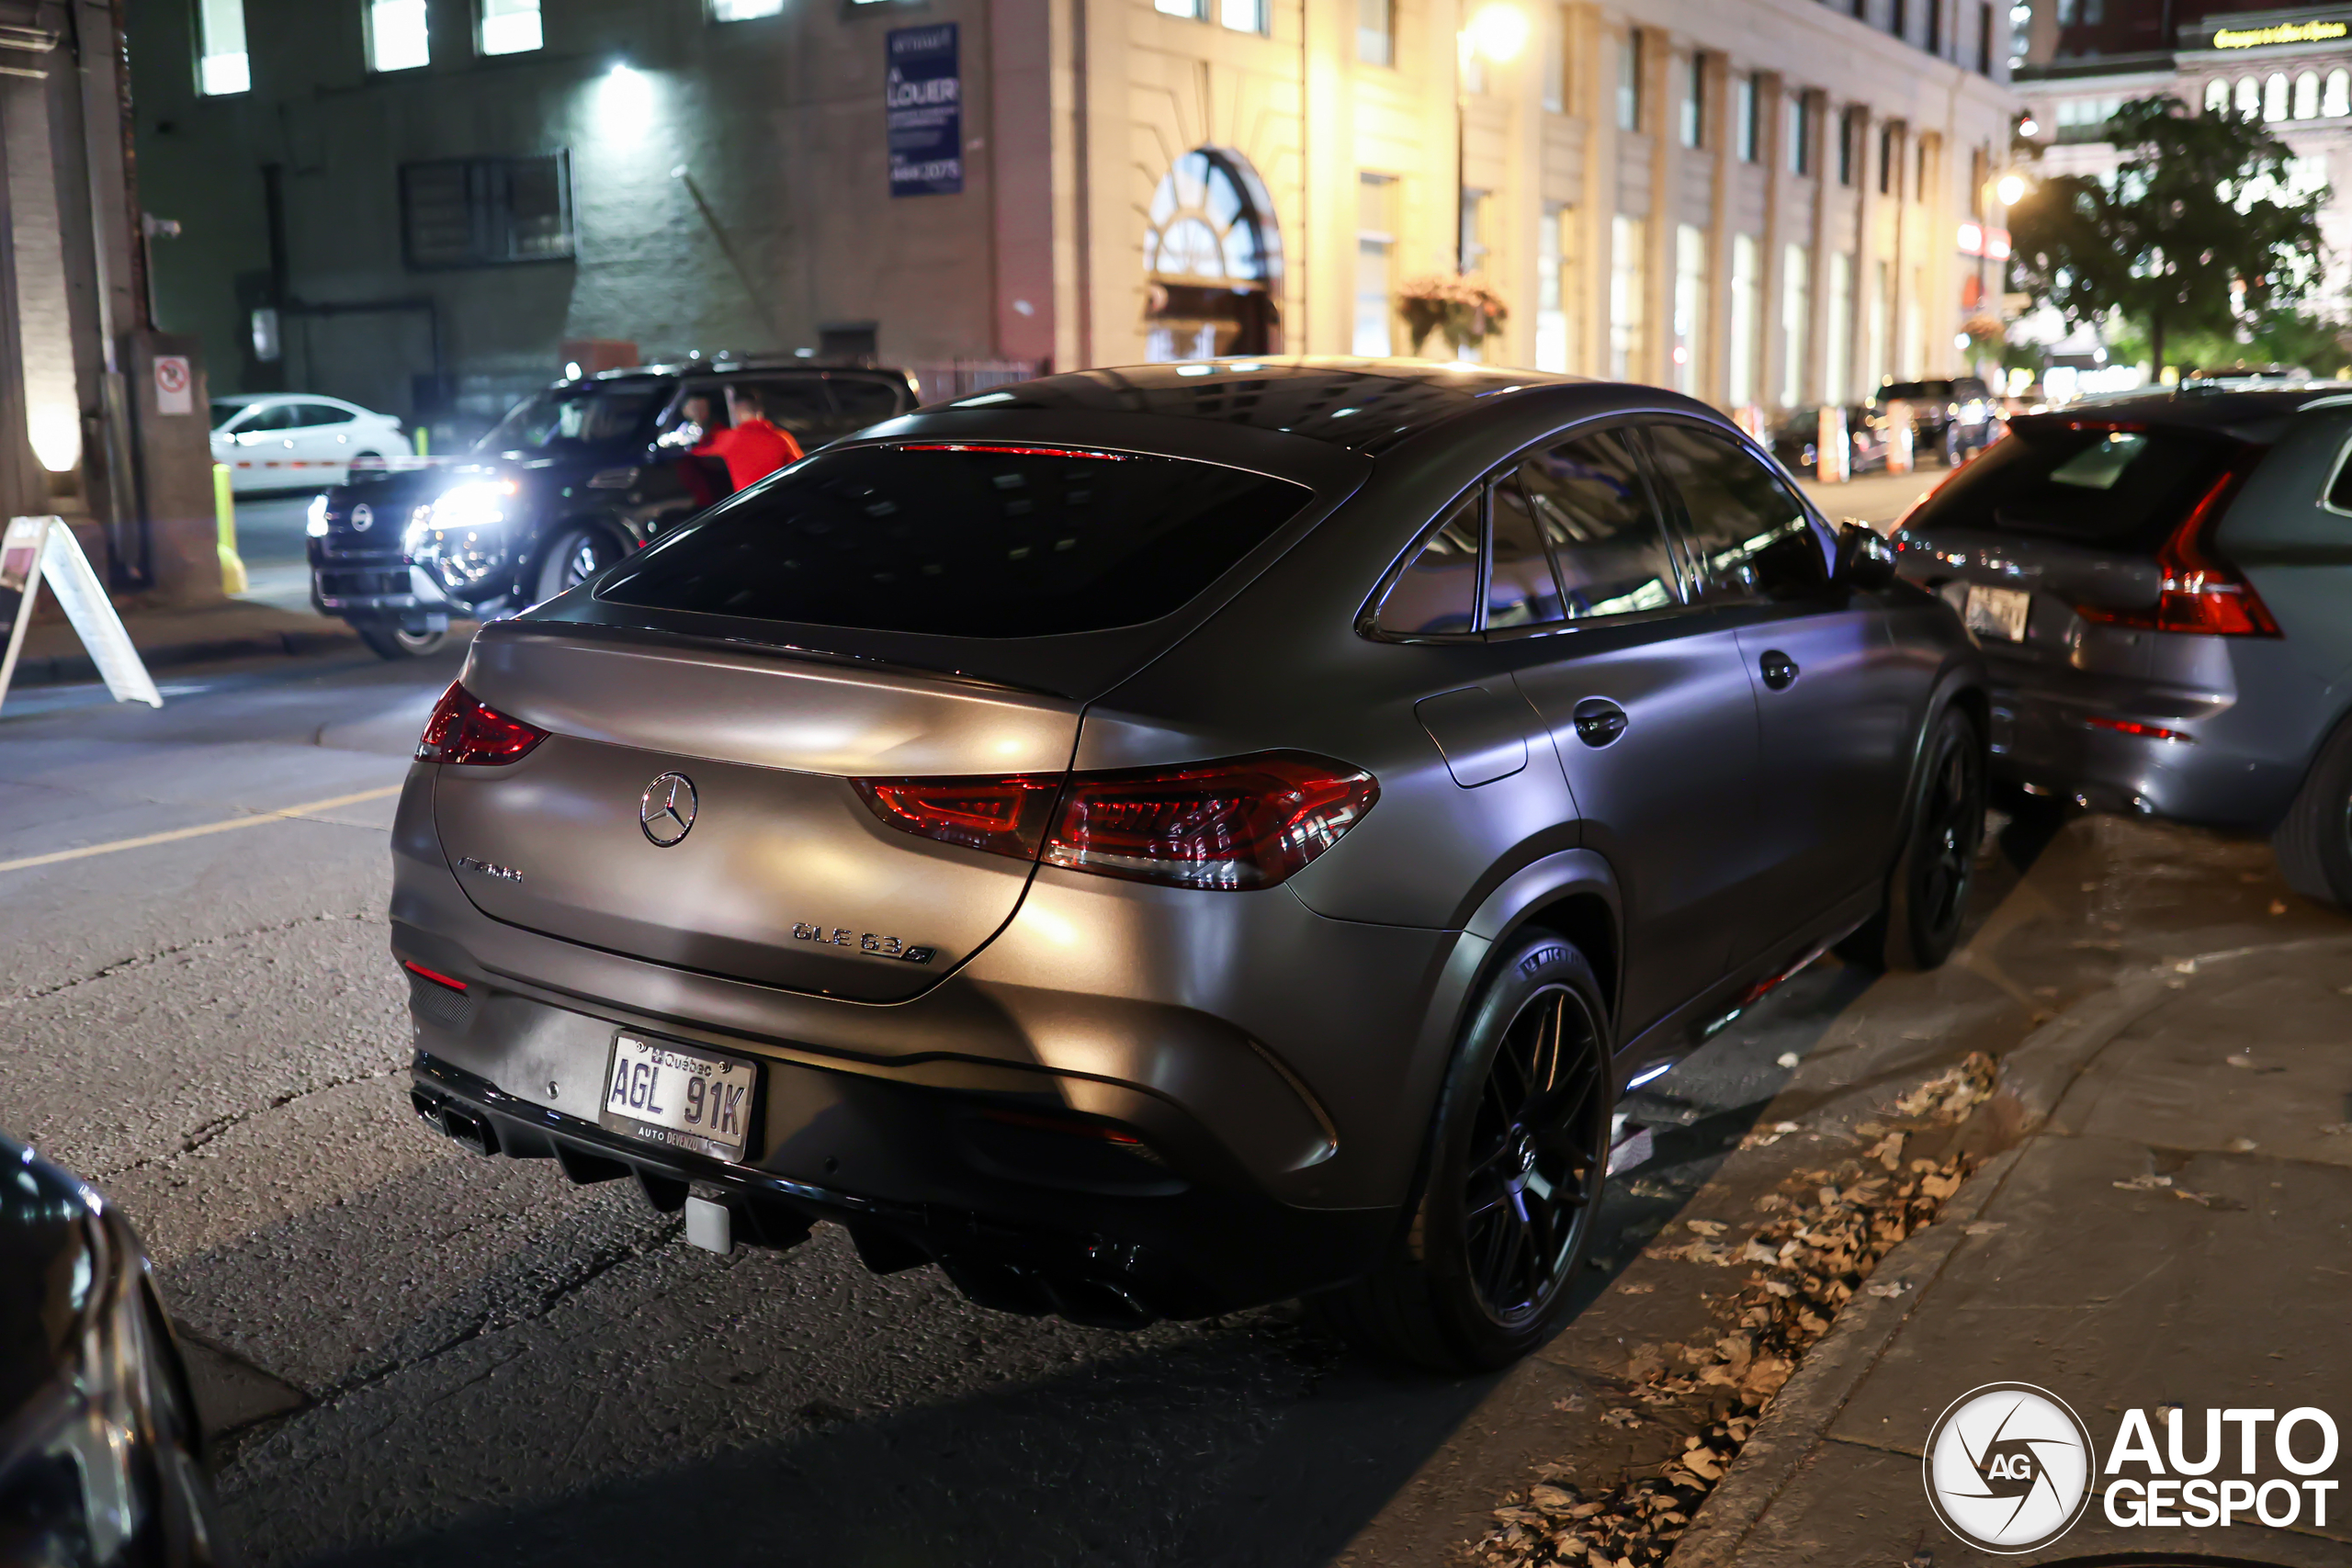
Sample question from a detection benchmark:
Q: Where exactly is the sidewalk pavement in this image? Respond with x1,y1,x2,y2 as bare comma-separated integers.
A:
6,598,358,689
1795,468,1943,528
1672,936,2352,1567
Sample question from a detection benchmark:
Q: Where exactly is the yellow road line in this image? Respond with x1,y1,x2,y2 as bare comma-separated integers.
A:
0,784,403,875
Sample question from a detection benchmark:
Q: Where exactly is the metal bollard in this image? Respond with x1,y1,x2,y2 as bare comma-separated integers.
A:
1885,400,1915,474
1816,405,1849,483
213,463,249,596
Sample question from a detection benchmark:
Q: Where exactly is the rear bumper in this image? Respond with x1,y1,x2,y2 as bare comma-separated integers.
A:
407,1048,1388,1322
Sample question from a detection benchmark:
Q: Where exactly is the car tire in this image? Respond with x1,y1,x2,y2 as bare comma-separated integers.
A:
353,618,448,660
1316,931,1613,1372
1838,706,1986,972
531,524,622,605
2273,715,2352,908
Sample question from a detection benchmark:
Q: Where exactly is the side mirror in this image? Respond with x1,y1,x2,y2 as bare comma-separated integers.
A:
1835,522,1899,590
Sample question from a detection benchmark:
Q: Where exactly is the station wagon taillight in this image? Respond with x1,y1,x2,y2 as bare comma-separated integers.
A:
2074,458,2280,638
854,751,1378,890
415,682,549,766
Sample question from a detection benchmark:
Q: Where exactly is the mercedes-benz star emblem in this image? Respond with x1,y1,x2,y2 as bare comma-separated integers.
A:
639,773,697,847
350,502,373,533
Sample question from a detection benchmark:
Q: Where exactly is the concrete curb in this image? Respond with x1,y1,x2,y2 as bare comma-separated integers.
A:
8,625,362,690
1661,968,2192,1568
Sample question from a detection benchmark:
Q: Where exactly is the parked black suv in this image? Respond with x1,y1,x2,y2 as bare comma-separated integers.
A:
1875,378,1997,467
311,362,921,658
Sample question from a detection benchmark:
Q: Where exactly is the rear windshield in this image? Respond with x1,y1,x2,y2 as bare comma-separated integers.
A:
595,444,1312,637
1905,420,2245,546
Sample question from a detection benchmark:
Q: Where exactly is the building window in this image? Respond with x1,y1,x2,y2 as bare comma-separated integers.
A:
1868,259,1889,389
2203,77,2229,115
1617,30,1642,131
2295,72,2320,118
1221,0,1269,35
1460,187,1492,278
1786,91,1811,175
1838,107,1860,185
1969,145,1986,216
1541,6,1564,110
1780,243,1810,407
1680,52,1704,148
710,0,786,17
1901,265,1923,379
1536,206,1577,371
1609,215,1645,378
1357,0,1394,63
2328,70,2350,117
196,0,250,94
1824,252,1852,406
1915,139,1930,202
1977,2,1994,73
1879,124,1895,194
1891,0,1908,41
1355,175,1397,355
1736,73,1759,162
367,0,431,71
1672,223,1706,393
1926,0,1942,55
1156,0,1206,19
2265,72,2289,121
1727,233,1759,407
2235,75,2258,118
1143,148,1283,359
401,152,575,268
480,0,539,54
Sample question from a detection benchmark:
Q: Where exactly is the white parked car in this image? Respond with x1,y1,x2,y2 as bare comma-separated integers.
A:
209,393,407,493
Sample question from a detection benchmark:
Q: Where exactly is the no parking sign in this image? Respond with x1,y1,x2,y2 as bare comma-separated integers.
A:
153,355,193,415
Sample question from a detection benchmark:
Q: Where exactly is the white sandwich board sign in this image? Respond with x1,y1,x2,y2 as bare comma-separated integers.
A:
0,516,164,714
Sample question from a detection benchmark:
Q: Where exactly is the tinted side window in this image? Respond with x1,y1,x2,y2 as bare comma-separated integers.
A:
737,378,836,441
1515,431,1680,619
1647,424,1827,602
597,446,1311,637
1487,482,1566,628
1374,497,1480,637
830,378,907,427
293,402,354,426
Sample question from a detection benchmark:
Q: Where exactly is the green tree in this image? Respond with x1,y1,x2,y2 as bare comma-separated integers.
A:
2007,95,2328,378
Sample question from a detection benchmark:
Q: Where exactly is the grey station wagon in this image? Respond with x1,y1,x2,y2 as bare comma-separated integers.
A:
395,360,1985,1370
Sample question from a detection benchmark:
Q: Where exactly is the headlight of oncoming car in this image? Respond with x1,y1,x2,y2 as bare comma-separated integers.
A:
0,1196,214,1567
305,495,329,537
408,480,518,587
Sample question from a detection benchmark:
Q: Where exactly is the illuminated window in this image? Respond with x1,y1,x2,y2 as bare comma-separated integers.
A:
1358,0,1394,65
2203,77,2228,114
1824,253,1851,406
1609,215,1645,378
196,0,249,94
480,0,539,54
1355,175,1397,355
1780,243,1810,408
2265,72,2288,121
1541,6,1564,111
1726,234,1758,406
367,0,430,72
2236,75,2258,118
2295,71,2319,118
1220,0,1268,34
1536,206,1577,371
710,0,785,17
1617,30,1641,131
1680,52,1703,148
2327,70,2350,116
1672,224,1706,393
1736,73,1759,162
1156,0,1206,18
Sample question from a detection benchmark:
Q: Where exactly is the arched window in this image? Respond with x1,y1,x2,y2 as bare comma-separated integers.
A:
2204,77,2230,115
2237,75,2261,117
2266,72,2290,120
1141,148,1284,361
2295,71,2320,118
2326,69,2349,116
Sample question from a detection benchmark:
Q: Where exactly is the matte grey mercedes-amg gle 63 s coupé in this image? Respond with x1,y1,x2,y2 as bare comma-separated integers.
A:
395,360,1987,1371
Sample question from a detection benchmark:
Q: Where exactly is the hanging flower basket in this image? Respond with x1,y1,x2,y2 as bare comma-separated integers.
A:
1398,276,1510,356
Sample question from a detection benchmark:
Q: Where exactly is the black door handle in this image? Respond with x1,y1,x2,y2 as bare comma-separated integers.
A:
1758,650,1799,691
1571,697,1629,747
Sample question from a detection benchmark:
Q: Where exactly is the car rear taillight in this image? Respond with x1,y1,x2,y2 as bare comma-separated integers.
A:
415,682,550,766
854,751,1378,890
2074,460,2280,637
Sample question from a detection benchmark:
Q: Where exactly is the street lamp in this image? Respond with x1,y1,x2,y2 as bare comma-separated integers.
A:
1455,1,1529,274
1996,171,2029,207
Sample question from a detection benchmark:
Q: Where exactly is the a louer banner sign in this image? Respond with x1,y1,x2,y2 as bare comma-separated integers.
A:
0,515,164,715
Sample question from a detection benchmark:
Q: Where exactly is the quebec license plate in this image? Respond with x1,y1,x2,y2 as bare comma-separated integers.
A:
599,1033,757,1162
1963,583,2031,642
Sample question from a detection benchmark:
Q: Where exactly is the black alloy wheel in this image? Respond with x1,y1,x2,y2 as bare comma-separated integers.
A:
533,525,620,604
1462,985,1608,1323
1317,933,1612,1371
1840,706,1985,972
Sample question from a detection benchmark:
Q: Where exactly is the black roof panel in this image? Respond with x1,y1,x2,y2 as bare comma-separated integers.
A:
933,357,1589,454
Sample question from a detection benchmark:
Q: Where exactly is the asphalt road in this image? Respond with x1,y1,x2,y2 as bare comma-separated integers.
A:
0,643,2338,1567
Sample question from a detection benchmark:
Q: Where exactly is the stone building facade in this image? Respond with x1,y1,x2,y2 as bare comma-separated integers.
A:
127,0,2018,428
